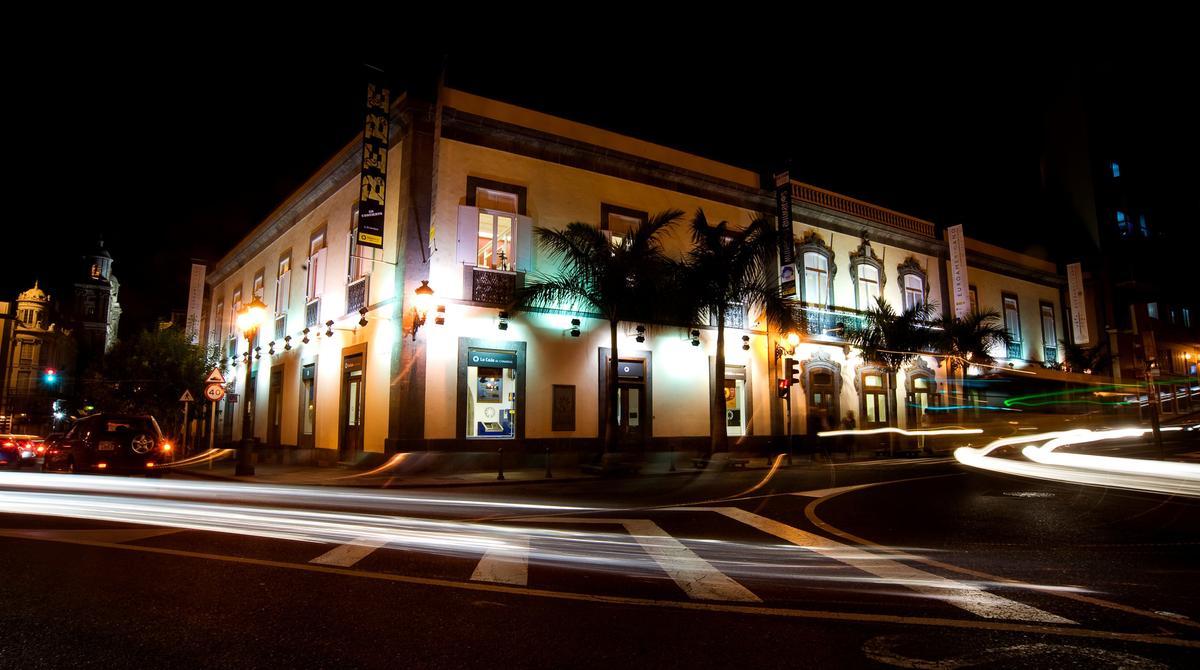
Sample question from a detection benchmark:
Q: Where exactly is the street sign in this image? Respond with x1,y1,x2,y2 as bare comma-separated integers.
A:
226,392,238,404
204,384,226,402
179,389,195,403
205,368,227,385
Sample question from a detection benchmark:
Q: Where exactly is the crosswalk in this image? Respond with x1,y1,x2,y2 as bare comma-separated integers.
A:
299,506,1071,624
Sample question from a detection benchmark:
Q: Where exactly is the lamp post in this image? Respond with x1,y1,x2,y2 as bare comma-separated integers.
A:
774,331,800,464
235,296,268,476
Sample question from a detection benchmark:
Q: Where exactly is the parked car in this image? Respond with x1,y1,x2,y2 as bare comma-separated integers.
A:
0,433,41,469
41,414,174,474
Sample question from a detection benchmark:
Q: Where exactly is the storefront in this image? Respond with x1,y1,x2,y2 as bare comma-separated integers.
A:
457,338,527,441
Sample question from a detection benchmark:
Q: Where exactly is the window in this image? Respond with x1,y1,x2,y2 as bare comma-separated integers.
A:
907,371,935,426
1184,308,1192,328
601,204,648,248
476,209,515,270
1139,214,1149,237
466,348,518,439
803,252,829,305
214,299,224,342
252,270,265,301
856,264,881,310
1111,161,1120,178
1003,294,1021,358
476,187,518,214
1116,210,1129,236
969,285,978,314
231,287,243,335
1040,302,1057,362
276,253,291,315
306,228,327,300
903,274,924,310
19,342,33,363
724,366,747,437
861,371,889,426
301,363,316,437
1148,302,1159,319
850,237,884,311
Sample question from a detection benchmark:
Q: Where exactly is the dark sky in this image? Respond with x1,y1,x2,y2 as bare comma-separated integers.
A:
8,38,1195,336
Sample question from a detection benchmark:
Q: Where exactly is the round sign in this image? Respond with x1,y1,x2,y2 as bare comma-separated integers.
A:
204,384,226,402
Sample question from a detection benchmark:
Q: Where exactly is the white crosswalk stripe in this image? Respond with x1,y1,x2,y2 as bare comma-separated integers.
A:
470,535,530,585
310,536,389,567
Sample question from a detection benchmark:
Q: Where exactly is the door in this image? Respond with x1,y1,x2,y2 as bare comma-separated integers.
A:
806,369,837,434
339,354,364,461
616,384,646,445
267,365,283,447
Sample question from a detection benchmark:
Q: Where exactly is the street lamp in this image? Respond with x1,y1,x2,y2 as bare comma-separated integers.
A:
235,296,268,476
774,331,800,360
410,280,435,340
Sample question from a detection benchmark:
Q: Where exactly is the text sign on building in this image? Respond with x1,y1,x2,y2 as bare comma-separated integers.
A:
946,225,971,319
774,172,794,266
1066,262,1090,344
469,348,516,368
185,263,206,344
356,81,389,250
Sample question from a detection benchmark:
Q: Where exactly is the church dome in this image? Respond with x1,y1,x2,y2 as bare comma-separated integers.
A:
17,280,49,304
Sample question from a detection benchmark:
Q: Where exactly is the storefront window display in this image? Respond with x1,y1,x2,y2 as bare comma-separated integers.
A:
466,348,518,438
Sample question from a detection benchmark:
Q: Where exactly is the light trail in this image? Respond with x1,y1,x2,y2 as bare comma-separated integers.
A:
818,427,983,438
954,427,1200,497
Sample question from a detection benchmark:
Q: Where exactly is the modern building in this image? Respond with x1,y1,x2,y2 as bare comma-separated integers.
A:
203,85,1089,465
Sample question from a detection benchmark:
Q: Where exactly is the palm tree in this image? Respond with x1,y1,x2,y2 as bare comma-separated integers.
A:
844,297,938,432
515,210,683,455
678,210,797,455
931,309,1011,414
1059,339,1110,375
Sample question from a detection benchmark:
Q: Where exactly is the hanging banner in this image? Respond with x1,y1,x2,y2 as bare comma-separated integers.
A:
356,80,389,249
185,263,206,344
1067,262,1090,344
946,224,971,319
774,171,794,266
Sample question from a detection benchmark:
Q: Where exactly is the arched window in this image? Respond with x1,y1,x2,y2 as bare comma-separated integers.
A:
905,359,938,426
897,258,929,311
796,231,835,308
856,365,890,427
849,234,884,311
800,352,842,435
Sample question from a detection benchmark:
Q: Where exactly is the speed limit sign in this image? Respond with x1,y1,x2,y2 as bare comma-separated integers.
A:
204,383,226,402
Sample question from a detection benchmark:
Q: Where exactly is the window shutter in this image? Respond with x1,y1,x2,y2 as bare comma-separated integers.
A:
278,271,291,313
312,248,327,298
457,206,480,265
515,215,534,273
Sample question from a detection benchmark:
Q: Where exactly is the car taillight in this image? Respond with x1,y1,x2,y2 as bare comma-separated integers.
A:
160,442,173,453
36,445,47,454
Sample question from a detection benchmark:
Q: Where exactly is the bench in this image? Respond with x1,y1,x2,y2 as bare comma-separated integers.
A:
692,458,750,470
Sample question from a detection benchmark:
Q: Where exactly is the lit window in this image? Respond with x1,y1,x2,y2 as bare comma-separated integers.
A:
803,252,829,305
477,211,515,270
1003,294,1022,358
252,270,265,300
1139,214,1149,237
969,286,978,314
1184,308,1192,328
903,274,924,310
1116,210,1129,236
476,188,518,214
1148,302,1159,319
307,229,326,300
606,212,642,247
857,264,880,310
276,254,291,314
1111,161,1120,178
1041,303,1057,361
466,348,518,439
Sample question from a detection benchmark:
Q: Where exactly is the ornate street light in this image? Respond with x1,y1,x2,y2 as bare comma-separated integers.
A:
235,296,268,476
410,280,434,340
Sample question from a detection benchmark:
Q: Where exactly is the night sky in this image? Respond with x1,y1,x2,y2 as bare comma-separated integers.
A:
8,40,1195,336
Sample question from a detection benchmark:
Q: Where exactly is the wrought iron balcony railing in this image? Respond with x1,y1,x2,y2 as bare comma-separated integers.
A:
470,266,520,306
798,303,867,339
305,298,321,329
346,276,369,315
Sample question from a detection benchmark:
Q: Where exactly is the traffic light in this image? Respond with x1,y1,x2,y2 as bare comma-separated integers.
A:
784,357,799,387
777,378,790,398
43,368,57,384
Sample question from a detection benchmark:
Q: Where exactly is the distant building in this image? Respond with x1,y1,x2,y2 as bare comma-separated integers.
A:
72,239,122,358
0,282,73,434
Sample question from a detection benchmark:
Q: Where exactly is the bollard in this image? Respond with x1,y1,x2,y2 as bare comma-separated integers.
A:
544,446,553,479
497,447,505,481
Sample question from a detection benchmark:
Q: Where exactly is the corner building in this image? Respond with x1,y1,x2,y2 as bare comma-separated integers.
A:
203,86,1080,465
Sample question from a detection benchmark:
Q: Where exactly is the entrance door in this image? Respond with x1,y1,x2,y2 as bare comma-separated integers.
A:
616,384,646,444
246,369,258,439
806,369,836,434
267,366,283,447
339,354,364,461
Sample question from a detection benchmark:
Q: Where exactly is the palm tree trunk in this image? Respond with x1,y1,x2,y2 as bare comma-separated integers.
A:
711,316,728,455
605,319,620,455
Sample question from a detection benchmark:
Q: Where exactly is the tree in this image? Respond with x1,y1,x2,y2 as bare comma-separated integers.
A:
1057,339,1110,375
515,210,683,455
844,297,938,432
931,309,1011,414
678,210,796,455
81,328,226,438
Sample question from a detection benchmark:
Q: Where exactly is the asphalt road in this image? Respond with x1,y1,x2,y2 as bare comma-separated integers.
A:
2,457,1198,668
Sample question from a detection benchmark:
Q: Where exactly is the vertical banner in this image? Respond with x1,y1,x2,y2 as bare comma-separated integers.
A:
774,171,794,266
356,79,389,249
1067,262,1090,344
185,263,206,344
946,224,971,319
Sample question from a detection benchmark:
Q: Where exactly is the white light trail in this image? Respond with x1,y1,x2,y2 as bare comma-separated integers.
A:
818,427,984,438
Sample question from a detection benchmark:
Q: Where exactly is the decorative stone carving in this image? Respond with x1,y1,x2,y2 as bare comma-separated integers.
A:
799,349,842,391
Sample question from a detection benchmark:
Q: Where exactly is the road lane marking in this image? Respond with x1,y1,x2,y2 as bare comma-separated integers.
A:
470,535,530,585
3,530,1196,649
518,517,759,602
684,506,1072,624
0,527,182,543
802,477,1200,630
791,484,874,498
310,536,389,567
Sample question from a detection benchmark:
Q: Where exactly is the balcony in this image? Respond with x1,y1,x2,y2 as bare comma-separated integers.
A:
789,181,936,238
468,266,520,306
346,277,369,315
1043,346,1057,364
1007,341,1023,359
305,298,321,329
799,304,866,339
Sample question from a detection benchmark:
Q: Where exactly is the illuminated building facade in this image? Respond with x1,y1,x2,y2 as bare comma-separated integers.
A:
203,86,1080,464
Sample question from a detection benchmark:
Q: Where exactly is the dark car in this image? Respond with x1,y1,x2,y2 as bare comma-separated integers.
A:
0,433,40,469
42,414,174,474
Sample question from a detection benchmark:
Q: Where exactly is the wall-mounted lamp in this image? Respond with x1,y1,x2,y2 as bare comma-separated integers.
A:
435,305,445,326
325,320,334,338
284,335,292,351
267,341,275,356
742,334,750,351
301,328,310,344
774,331,800,360
570,318,581,338
635,324,645,343
410,280,434,340
358,307,369,328
690,329,701,347
230,354,238,368
498,310,510,331
254,346,262,360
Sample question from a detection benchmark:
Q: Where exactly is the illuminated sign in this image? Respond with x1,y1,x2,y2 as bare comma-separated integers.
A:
468,348,516,368
356,81,389,250
1066,262,1090,344
946,224,970,319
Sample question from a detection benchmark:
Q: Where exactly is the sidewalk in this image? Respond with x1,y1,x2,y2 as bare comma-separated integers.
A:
167,450,952,488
